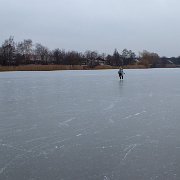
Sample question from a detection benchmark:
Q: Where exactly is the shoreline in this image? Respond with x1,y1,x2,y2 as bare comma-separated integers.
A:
0,65,147,72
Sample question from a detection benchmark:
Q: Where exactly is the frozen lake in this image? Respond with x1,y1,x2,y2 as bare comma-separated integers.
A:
0,69,180,180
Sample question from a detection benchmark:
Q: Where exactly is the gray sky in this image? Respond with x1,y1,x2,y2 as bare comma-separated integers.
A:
0,0,180,57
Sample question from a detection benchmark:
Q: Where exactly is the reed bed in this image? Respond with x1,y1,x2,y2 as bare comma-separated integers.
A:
0,64,146,72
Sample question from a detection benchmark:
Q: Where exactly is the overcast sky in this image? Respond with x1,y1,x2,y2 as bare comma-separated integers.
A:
0,0,180,57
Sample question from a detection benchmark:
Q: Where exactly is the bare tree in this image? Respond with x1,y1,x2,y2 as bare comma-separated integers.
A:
35,43,50,64
52,48,64,64
113,49,121,66
65,51,81,65
84,50,99,67
16,39,33,64
1,36,16,65
139,50,160,67
122,49,136,65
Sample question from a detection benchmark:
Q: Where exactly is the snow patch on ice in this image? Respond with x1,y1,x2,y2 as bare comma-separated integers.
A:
104,175,110,180
134,113,141,116
122,144,138,161
108,118,114,123
104,104,115,111
124,110,146,119
58,117,76,127
96,145,113,149
125,134,141,140
76,134,82,137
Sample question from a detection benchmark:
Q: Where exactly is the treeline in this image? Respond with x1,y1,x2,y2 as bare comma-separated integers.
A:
0,36,180,68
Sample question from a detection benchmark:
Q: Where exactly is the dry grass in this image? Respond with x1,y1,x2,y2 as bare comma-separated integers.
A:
0,64,147,72
0,65,84,72
124,64,147,69
93,65,113,69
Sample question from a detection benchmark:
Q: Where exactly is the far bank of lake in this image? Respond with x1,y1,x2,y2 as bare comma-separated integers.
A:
0,64,172,72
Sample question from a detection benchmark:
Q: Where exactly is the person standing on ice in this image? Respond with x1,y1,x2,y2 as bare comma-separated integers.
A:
118,67,124,79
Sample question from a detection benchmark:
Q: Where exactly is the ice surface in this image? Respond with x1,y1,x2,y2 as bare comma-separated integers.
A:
0,69,180,180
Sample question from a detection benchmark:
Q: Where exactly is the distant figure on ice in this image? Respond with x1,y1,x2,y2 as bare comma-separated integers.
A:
118,67,124,79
